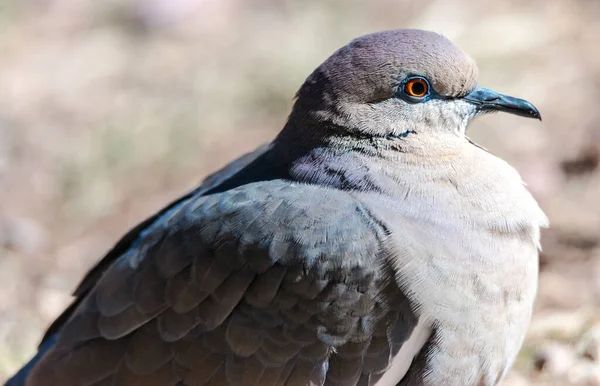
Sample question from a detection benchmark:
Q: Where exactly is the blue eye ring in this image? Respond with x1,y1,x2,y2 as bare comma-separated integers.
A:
398,76,431,103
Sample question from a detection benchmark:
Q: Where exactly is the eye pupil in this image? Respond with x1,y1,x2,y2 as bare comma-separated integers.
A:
410,81,425,96
403,78,429,98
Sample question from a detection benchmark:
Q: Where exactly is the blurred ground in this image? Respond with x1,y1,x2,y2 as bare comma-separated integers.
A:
0,0,599,384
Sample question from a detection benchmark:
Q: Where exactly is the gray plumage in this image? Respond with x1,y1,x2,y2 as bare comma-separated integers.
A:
6,29,547,386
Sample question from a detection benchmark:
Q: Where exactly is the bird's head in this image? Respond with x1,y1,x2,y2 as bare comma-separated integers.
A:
289,29,540,140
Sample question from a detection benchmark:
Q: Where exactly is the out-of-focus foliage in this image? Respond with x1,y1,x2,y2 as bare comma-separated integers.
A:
0,1,599,384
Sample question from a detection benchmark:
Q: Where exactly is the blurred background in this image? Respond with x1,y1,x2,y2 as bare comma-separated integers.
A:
0,0,599,384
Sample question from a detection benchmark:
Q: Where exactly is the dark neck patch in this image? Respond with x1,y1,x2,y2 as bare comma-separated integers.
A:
386,130,418,140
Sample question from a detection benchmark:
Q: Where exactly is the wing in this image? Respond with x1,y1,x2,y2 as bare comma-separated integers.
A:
25,180,418,386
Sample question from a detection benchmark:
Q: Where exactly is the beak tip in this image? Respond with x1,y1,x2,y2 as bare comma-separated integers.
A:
531,107,542,121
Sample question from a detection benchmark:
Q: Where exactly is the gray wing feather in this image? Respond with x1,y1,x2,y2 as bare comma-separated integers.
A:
25,180,418,386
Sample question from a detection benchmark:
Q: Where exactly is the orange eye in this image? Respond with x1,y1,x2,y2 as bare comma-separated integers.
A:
404,77,429,98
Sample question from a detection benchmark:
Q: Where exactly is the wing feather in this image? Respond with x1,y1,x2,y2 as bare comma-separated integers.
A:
25,178,421,386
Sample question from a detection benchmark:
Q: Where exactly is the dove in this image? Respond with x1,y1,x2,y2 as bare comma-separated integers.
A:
6,29,547,386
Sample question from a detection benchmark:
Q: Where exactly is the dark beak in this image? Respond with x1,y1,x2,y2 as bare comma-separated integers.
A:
464,87,541,120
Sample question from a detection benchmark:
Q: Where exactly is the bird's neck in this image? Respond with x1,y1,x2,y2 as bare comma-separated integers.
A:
271,120,470,194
